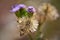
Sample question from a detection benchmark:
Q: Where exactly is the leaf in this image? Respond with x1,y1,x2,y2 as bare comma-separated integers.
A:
28,13,33,18
15,11,21,18
15,8,28,18
20,8,28,17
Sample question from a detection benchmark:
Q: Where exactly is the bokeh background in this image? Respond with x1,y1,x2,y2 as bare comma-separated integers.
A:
0,0,60,40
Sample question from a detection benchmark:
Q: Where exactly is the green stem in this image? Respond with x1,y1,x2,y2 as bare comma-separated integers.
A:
28,33,33,40
35,22,42,40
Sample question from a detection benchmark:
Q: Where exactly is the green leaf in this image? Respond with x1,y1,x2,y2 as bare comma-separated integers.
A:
35,22,42,40
28,13,33,18
20,8,27,17
15,8,28,18
15,11,21,18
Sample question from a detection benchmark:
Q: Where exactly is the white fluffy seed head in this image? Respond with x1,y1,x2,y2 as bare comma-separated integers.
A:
38,3,59,21
47,4,59,20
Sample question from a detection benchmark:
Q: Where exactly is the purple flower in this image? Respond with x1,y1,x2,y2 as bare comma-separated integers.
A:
10,4,26,12
27,6,36,13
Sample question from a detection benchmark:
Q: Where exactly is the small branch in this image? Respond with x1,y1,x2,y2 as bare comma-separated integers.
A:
28,33,33,40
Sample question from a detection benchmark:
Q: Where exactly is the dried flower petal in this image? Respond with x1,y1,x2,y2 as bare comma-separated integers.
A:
29,19,38,32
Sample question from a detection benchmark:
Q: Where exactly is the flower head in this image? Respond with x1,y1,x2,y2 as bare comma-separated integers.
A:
10,4,26,12
19,4,26,8
27,6,36,13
